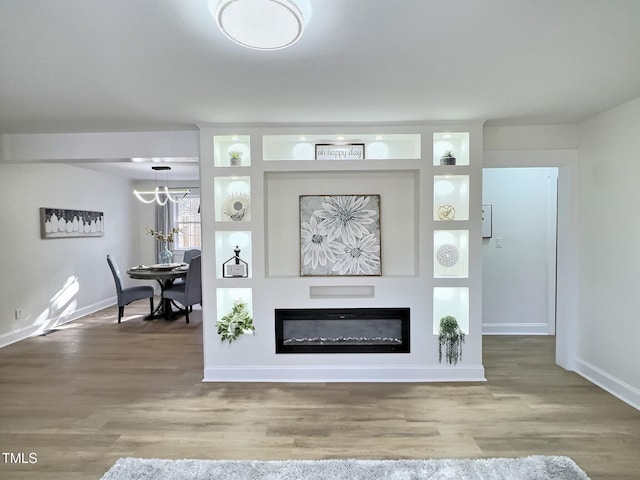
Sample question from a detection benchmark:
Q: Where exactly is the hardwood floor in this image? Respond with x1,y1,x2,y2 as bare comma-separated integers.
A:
1,301,639,479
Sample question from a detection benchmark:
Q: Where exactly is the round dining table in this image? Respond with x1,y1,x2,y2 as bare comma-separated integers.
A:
127,264,188,319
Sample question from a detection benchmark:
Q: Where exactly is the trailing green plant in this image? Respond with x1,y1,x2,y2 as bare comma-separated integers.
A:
438,315,465,365
217,300,255,343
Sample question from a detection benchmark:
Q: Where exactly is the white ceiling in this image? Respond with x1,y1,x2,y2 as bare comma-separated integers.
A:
1,0,640,178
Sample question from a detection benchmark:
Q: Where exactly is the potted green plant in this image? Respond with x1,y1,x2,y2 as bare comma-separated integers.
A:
229,150,243,166
438,315,465,365
217,300,255,343
440,150,456,166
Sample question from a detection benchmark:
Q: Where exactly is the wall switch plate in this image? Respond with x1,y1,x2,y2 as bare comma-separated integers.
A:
14,309,23,319
496,237,503,248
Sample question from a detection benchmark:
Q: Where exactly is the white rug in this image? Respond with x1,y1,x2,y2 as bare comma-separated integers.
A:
100,456,591,479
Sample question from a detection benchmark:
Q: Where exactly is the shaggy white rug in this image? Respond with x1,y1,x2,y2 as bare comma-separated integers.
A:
100,456,591,479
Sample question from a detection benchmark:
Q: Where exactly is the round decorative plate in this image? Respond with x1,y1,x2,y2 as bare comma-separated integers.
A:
436,244,459,268
223,193,250,221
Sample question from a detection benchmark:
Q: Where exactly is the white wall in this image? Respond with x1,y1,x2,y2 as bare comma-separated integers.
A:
484,125,579,151
576,96,640,407
0,163,141,346
482,168,557,334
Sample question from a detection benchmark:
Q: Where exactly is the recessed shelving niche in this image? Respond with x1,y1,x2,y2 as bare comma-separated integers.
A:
433,132,469,166
434,175,470,221
434,229,469,278
215,231,252,279
216,287,253,324
214,176,251,222
263,134,421,161
264,170,418,278
214,135,251,167
433,287,469,335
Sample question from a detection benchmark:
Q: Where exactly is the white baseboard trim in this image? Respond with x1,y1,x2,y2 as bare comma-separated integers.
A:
203,364,486,383
575,358,640,411
482,322,551,335
0,297,115,349
0,325,42,349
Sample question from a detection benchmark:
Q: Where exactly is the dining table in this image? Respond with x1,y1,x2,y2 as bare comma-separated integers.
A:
126,263,189,320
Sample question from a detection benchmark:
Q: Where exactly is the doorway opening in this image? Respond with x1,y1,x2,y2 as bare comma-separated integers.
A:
482,167,558,336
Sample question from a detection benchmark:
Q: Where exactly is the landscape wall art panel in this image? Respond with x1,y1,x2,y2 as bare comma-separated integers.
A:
40,208,104,238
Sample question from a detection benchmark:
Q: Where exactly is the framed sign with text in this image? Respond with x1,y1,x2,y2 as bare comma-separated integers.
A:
315,143,365,160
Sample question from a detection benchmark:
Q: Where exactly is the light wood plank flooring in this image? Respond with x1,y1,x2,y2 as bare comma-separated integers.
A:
1,301,639,479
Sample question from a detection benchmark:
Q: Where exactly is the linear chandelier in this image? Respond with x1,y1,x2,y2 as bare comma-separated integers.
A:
133,166,190,206
214,0,305,50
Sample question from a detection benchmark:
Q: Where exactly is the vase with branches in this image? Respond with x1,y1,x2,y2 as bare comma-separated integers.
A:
146,225,181,265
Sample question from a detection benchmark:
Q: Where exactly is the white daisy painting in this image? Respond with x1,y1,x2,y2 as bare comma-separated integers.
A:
300,194,381,276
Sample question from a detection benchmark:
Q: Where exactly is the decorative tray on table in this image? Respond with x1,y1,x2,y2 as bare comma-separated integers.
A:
150,263,182,271
129,265,151,271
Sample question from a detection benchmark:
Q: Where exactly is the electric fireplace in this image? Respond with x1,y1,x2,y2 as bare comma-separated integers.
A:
275,308,410,354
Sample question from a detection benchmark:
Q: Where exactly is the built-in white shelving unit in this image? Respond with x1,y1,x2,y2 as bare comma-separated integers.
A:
199,124,483,382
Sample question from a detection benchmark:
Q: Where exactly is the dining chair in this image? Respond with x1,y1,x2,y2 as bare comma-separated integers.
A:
163,255,202,324
107,255,155,323
173,249,201,287
183,249,201,264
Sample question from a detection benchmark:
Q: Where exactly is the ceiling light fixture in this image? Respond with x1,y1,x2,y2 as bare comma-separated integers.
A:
133,166,190,206
214,0,305,50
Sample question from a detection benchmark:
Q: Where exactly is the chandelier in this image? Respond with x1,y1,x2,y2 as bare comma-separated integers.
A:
133,166,190,206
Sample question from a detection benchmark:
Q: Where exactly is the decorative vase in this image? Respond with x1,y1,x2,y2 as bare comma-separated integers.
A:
158,243,173,265
230,156,241,166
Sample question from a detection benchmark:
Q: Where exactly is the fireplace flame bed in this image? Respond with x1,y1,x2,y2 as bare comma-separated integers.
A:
275,308,410,354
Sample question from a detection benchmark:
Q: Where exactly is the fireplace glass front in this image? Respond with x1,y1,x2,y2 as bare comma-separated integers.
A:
275,308,410,354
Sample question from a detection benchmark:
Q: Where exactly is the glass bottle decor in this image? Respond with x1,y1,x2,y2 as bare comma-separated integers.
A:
158,242,173,265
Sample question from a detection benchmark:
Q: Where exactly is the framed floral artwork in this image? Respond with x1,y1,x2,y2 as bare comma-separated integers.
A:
299,194,381,276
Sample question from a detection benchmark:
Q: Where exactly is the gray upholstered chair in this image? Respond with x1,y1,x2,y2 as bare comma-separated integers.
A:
107,255,154,323
163,255,202,324
183,249,201,264
173,249,201,287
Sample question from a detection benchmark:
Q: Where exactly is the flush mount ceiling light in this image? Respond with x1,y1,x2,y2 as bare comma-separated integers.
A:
133,166,190,206
214,0,305,50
